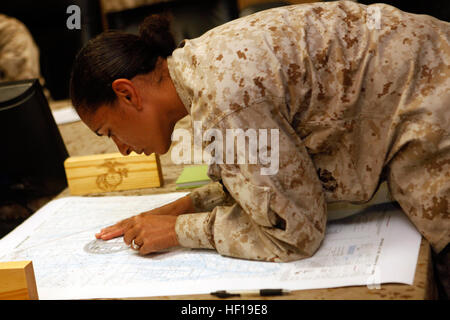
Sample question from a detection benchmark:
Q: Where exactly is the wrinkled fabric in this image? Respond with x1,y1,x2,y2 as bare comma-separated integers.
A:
0,14,41,83
188,181,235,212
168,0,450,261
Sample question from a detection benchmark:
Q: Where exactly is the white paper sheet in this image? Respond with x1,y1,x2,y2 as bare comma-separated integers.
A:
51,106,81,124
0,192,421,300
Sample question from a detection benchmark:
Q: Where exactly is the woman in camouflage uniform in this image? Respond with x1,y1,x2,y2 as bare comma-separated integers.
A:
0,14,41,82
70,1,449,263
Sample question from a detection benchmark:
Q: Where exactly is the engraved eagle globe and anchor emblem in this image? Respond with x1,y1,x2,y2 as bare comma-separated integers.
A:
96,160,129,191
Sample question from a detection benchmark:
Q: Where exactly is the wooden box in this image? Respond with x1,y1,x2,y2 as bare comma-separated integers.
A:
64,152,163,195
0,261,38,300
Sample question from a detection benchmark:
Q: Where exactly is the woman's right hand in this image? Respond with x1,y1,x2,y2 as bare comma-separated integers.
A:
95,217,133,240
95,194,195,240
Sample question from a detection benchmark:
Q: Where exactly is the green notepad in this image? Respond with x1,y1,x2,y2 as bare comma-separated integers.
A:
175,164,211,190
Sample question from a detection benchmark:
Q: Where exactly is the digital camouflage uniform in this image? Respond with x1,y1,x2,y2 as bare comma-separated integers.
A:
0,14,41,82
167,0,450,262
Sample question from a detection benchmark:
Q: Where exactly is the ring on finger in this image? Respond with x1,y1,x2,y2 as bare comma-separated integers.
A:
131,239,141,250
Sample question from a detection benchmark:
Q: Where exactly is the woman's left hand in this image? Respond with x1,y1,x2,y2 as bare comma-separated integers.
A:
122,214,179,255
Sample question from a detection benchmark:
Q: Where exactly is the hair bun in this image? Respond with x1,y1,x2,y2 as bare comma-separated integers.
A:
139,14,176,57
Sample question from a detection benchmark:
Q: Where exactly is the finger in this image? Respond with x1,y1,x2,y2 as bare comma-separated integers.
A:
95,227,111,239
99,217,135,238
123,227,139,246
139,236,168,255
100,228,125,240
100,224,119,234
95,222,124,238
95,226,119,239
134,235,144,246
131,235,144,251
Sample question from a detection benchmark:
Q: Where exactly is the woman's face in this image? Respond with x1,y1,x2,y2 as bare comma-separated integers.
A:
78,64,185,156
79,101,170,156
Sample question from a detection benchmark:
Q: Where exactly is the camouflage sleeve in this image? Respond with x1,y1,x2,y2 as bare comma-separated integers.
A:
175,102,327,262
387,111,450,254
0,14,40,82
174,181,235,249
384,15,450,254
188,181,234,212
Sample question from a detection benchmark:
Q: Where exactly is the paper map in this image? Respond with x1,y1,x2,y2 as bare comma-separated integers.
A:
0,192,421,299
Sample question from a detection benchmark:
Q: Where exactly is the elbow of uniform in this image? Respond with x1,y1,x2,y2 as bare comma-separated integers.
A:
278,224,326,262
301,230,325,259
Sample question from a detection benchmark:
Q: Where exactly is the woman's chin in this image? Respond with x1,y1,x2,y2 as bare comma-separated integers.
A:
159,139,173,155
159,145,170,155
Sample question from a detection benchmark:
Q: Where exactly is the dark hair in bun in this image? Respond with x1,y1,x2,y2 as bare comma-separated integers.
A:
70,14,176,113
139,14,176,57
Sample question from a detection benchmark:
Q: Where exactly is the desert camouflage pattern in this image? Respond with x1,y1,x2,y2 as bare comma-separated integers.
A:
188,181,235,212
0,14,41,82
168,1,450,261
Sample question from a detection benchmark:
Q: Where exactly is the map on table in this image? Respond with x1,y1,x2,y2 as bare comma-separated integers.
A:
0,192,421,299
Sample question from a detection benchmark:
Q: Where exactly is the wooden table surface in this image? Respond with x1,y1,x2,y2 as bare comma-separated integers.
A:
50,100,437,300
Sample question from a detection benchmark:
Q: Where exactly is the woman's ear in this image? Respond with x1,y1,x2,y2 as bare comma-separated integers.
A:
111,78,142,111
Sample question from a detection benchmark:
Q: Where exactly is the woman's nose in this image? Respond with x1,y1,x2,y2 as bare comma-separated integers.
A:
112,136,131,156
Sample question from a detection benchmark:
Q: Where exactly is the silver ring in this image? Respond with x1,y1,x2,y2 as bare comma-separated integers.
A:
131,239,141,250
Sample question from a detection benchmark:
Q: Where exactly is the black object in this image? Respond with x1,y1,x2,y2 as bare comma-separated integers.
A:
106,0,239,45
239,1,291,17
211,289,287,298
357,0,450,22
0,79,69,201
0,0,104,100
